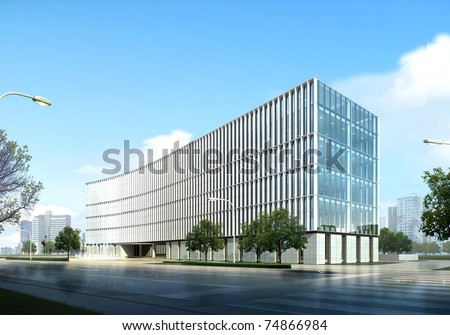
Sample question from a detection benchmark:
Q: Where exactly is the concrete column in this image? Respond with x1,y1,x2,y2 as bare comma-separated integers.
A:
371,236,379,262
149,246,156,258
345,235,357,263
329,234,342,264
171,242,180,260
360,236,370,262
303,233,326,264
226,237,236,262
166,242,171,260
180,241,188,260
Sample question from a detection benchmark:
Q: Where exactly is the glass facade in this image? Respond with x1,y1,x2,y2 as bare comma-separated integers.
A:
316,81,378,235
85,78,379,263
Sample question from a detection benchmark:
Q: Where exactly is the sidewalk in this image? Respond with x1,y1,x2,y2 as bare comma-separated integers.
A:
292,260,450,272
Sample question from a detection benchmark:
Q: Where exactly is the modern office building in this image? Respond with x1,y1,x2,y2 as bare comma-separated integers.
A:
86,78,379,264
19,220,32,243
388,206,397,232
32,211,71,254
397,195,424,243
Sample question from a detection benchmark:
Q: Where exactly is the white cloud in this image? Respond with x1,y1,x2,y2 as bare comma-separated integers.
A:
333,33,450,114
332,33,450,213
125,130,193,173
76,130,194,178
27,204,81,219
141,129,193,163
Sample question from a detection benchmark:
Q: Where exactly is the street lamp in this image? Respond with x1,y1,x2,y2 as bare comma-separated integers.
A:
1,91,48,259
423,139,450,145
0,92,52,107
208,197,236,263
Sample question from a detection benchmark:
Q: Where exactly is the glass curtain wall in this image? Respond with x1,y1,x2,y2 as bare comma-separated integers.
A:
316,80,378,235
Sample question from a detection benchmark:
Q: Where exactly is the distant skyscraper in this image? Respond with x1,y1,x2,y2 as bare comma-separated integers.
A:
397,195,423,242
388,207,397,232
0,247,14,255
19,220,32,243
32,211,71,254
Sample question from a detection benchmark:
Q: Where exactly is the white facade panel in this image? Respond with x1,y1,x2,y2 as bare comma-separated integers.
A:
345,235,357,263
372,237,379,262
281,248,298,264
213,248,225,262
329,234,342,264
242,251,256,263
170,242,180,260
360,236,370,263
303,233,326,265
180,241,188,260
260,251,276,263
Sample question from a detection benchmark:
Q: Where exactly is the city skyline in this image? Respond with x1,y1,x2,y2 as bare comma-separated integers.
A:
1,1,450,248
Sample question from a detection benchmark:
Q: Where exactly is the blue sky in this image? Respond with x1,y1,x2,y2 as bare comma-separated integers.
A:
1,0,449,247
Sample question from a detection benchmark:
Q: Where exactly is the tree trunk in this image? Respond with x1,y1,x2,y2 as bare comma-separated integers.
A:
277,245,282,263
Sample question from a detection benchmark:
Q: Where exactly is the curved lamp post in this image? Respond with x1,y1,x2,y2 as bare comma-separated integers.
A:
2,91,49,259
208,197,236,263
423,139,450,146
0,92,52,107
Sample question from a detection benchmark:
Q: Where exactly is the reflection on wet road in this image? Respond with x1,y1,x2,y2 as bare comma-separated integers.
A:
0,260,449,315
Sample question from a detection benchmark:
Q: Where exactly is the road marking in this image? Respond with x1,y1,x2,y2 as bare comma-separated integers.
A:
383,275,450,286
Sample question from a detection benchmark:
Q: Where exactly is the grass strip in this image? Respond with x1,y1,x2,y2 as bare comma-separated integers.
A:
419,255,450,260
0,288,98,315
162,260,291,269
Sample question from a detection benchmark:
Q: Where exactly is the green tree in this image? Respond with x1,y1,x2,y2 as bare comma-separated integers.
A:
442,241,450,254
239,214,270,263
45,240,56,254
21,240,37,254
412,241,424,254
0,130,43,231
379,228,412,254
379,228,394,254
393,232,412,254
55,227,81,259
424,241,440,254
186,220,224,261
262,208,308,263
421,167,450,241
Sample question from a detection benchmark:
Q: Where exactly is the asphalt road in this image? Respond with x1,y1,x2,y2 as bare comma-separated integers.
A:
0,259,449,315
